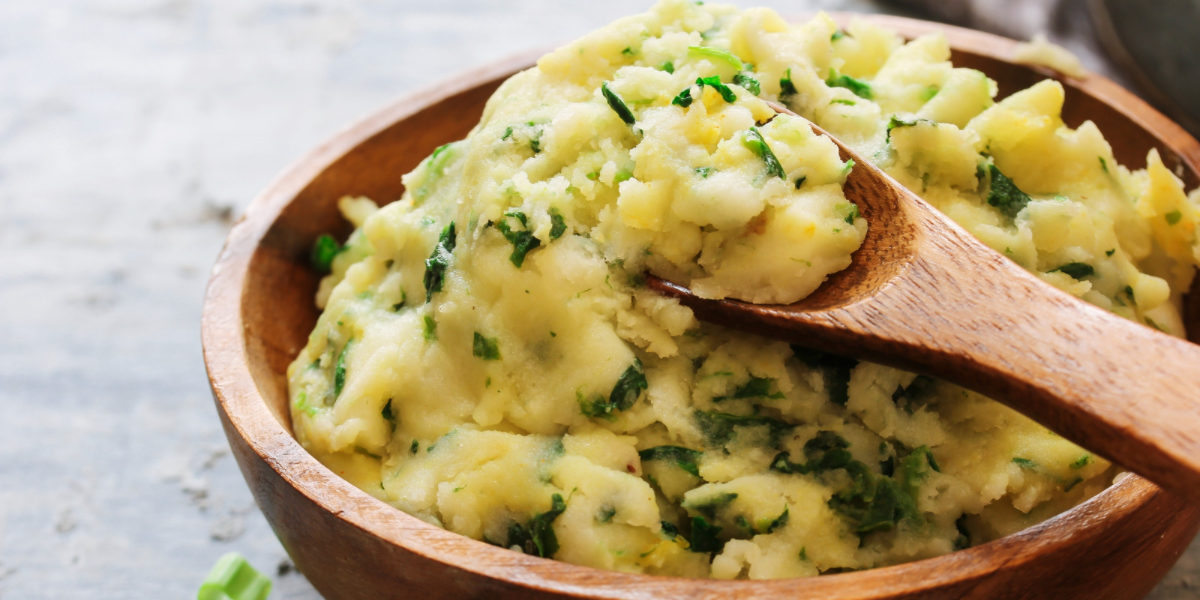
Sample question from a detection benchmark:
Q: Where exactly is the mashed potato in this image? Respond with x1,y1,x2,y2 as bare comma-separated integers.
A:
287,1,1200,579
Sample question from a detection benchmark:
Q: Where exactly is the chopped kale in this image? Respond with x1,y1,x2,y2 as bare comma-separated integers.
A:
549,209,567,240
714,376,785,402
423,222,456,300
595,506,617,524
742,127,786,179
791,346,858,406
639,445,703,477
826,70,873,99
685,492,738,519
852,478,916,534
660,520,679,540
310,234,342,273
694,410,794,448
687,45,745,70
1049,262,1095,280
733,72,761,95
601,81,636,126
496,209,542,267
422,315,437,342
473,332,501,361
986,164,1032,220
891,375,937,414
763,506,789,533
381,399,396,433
580,360,648,418
504,494,567,558
687,516,724,553
610,359,649,411
779,68,798,104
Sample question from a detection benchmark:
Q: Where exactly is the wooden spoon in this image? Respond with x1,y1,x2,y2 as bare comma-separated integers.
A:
649,104,1200,499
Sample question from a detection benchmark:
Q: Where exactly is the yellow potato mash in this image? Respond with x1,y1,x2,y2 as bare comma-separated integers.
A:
288,0,1200,579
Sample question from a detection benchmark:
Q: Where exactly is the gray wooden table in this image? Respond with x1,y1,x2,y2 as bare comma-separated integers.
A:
0,1,1194,598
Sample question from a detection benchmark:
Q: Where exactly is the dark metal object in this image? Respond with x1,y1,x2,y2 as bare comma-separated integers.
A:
1089,0,1200,136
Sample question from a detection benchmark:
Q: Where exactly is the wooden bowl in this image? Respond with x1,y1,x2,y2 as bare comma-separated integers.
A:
202,14,1200,600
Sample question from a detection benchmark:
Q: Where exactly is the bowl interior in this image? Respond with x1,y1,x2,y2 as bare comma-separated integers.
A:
227,14,1200,591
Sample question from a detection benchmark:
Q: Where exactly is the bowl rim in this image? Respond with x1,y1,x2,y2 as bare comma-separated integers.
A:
202,12,1200,598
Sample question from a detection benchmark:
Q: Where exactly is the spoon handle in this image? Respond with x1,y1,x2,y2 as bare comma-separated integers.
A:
668,197,1200,500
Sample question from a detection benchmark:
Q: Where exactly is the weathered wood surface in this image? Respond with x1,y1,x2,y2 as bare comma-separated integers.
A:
1,1,1197,599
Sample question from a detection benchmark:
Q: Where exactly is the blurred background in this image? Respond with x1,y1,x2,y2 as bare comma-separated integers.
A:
0,1,1195,598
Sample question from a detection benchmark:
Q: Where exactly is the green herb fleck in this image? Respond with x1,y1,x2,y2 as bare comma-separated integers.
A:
841,203,860,225
714,376,785,402
621,46,635,56
549,209,567,240
684,492,738,520
792,346,858,406
381,398,396,426
614,169,634,184
695,166,714,178
659,520,679,540
1099,156,1109,173
1012,457,1038,470
410,440,419,454
1125,285,1136,301
831,98,856,106
1166,210,1183,225
310,234,342,273
423,315,437,342
742,127,785,179
779,68,798,104
920,85,939,101
601,81,636,126
596,506,617,524
1064,476,1084,492
831,30,846,41
423,222,456,301
885,115,933,141
661,61,675,74
826,70,872,99
794,175,807,189
496,209,542,267
333,339,353,399
1106,248,1116,257
1072,455,1092,469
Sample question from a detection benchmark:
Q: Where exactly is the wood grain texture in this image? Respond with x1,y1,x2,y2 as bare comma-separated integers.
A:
202,14,1200,600
651,104,1200,501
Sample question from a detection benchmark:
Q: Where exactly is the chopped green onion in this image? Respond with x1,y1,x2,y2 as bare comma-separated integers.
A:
197,553,272,600
423,315,437,342
687,45,745,71
826,69,873,99
779,68,798,104
660,61,675,74
601,81,636,126
742,127,785,179
732,72,761,95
